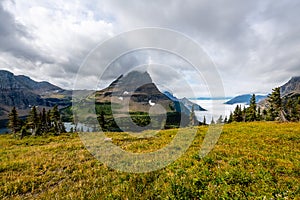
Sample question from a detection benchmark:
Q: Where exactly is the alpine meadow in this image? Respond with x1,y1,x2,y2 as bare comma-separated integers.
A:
1,0,300,199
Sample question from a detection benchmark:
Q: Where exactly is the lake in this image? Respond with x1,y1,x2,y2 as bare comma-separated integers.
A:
1,99,246,134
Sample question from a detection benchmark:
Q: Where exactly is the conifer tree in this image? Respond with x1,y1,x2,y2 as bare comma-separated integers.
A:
233,105,243,122
247,94,257,121
28,106,40,136
257,107,262,121
224,116,228,123
50,105,65,134
216,115,223,124
210,117,215,124
267,87,286,121
8,107,20,137
228,112,233,123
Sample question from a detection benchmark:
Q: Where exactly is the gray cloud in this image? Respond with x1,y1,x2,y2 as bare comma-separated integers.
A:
0,0,300,97
0,1,54,64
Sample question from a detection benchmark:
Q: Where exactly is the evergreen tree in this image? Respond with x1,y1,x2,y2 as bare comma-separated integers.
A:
40,108,48,134
242,106,246,122
99,111,106,130
262,109,268,121
28,106,40,136
246,94,257,121
228,112,233,123
50,105,65,134
267,87,286,121
256,107,262,121
216,115,223,124
267,104,276,121
8,107,21,137
210,117,215,124
203,115,206,125
224,116,228,124
233,105,243,122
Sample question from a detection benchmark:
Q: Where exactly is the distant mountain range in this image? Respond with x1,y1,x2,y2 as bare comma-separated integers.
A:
224,94,267,105
225,76,300,107
0,70,72,120
163,91,206,113
0,69,205,130
1,69,299,130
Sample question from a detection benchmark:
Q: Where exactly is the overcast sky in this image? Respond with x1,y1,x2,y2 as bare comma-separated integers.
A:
1,0,300,97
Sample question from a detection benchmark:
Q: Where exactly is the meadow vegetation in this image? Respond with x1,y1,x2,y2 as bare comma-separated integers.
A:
0,122,299,199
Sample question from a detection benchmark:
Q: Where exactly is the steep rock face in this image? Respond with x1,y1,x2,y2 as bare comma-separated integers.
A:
280,76,300,97
15,75,62,94
94,71,174,114
0,70,70,120
258,76,300,109
77,70,201,131
0,70,42,109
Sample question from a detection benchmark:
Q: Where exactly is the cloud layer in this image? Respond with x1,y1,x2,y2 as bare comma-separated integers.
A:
0,0,300,97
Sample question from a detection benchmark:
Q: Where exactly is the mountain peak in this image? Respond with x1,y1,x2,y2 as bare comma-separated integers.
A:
281,76,300,97
111,70,153,93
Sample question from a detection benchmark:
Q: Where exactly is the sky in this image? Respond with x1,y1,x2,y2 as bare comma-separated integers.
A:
0,0,300,98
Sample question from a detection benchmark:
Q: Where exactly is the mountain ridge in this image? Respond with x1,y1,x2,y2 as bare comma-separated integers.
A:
0,70,71,120
225,94,267,105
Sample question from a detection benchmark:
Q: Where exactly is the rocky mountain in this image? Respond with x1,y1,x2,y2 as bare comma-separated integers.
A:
163,91,206,114
73,70,202,131
258,76,300,109
225,94,267,105
280,76,300,98
0,70,71,120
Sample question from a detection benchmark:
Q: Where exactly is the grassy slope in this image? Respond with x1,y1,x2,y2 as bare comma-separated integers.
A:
0,122,299,199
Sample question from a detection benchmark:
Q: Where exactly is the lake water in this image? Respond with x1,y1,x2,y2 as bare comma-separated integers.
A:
0,128,10,134
0,100,246,134
64,122,93,132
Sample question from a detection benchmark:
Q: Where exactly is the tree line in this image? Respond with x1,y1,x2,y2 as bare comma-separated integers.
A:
8,105,65,139
226,87,300,123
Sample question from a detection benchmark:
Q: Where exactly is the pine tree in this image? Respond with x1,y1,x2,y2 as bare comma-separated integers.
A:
224,116,228,124
216,115,223,124
41,108,47,134
99,111,106,130
50,105,65,134
203,115,206,125
247,94,257,121
257,107,262,121
28,106,40,136
210,117,215,124
233,105,243,122
267,87,286,121
228,112,233,123
8,107,20,138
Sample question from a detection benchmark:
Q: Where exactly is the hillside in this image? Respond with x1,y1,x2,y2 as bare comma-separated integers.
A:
0,122,299,199
73,70,202,131
0,70,71,120
280,76,300,98
163,91,206,113
258,76,300,109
